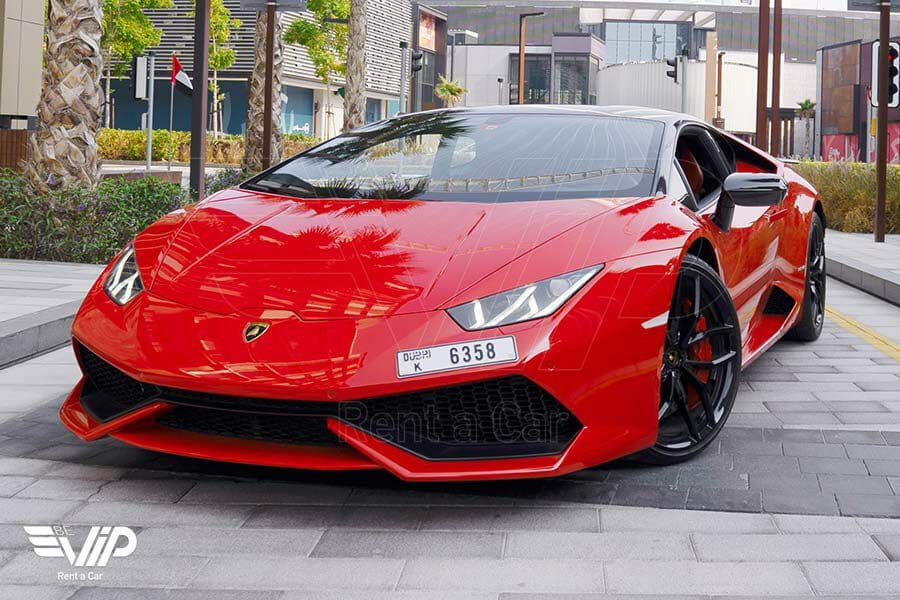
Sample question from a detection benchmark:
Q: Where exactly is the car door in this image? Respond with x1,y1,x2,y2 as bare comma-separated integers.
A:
674,125,779,346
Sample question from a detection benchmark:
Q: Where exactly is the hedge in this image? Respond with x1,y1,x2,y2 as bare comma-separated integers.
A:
0,171,188,264
97,129,318,165
792,161,900,234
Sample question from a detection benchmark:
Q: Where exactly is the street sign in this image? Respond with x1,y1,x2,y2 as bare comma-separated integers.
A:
848,0,900,11
239,0,307,10
871,41,900,108
132,56,148,100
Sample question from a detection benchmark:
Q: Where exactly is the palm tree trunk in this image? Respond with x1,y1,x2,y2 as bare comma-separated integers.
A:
26,0,103,194
243,11,284,171
344,0,367,131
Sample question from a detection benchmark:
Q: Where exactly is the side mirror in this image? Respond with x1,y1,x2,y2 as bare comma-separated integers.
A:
714,173,787,232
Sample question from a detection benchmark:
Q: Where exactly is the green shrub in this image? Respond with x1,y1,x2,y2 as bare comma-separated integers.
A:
206,168,254,195
0,171,188,264
98,129,318,165
792,161,900,234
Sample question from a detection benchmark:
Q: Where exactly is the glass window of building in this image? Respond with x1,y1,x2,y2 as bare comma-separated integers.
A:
420,51,438,111
365,98,382,124
602,21,690,65
554,54,590,105
508,54,551,104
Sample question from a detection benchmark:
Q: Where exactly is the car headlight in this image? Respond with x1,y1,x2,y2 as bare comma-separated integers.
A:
447,265,603,331
104,245,144,306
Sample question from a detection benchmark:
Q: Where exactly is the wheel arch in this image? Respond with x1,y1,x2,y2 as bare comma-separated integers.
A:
813,200,826,231
684,236,720,275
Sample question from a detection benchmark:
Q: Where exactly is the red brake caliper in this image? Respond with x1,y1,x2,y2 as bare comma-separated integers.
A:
686,314,712,410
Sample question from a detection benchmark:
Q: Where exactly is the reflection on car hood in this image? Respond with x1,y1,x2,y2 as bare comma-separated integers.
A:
144,188,638,319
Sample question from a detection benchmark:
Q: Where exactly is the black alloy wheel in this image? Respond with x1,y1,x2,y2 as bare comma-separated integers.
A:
786,213,826,342
639,254,742,465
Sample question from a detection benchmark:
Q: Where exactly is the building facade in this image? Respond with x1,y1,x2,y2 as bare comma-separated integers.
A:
817,38,900,163
109,0,421,138
448,33,603,108
436,0,900,157
0,0,43,128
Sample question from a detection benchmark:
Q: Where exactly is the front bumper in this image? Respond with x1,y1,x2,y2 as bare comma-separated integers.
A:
62,252,676,481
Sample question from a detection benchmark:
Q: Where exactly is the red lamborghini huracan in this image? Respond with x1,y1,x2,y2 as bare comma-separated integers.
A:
61,106,825,481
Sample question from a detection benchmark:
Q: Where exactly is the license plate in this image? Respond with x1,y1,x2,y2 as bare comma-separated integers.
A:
396,336,518,378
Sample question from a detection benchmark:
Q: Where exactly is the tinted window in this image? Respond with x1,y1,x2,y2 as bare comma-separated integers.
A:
245,112,665,202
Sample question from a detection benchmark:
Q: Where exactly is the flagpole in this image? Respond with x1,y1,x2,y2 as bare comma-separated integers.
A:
169,54,175,172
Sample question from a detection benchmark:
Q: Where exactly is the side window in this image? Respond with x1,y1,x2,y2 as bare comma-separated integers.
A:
668,161,691,204
675,127,730,207
714,131,777,174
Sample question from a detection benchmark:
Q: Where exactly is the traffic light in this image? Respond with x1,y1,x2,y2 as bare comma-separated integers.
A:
411,50,424,75
666,57,678,84
871,41,900,108
888,43,899,108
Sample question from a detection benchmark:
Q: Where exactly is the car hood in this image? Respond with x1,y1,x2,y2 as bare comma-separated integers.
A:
144,189,640,319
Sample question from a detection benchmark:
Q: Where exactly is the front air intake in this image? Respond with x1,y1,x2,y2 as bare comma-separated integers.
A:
74,342,581,460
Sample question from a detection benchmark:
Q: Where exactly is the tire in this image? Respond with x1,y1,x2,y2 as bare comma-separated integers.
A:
785,213,826,342
636,254,742,466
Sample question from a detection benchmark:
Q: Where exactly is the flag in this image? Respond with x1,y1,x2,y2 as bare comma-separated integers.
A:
172,55,193,96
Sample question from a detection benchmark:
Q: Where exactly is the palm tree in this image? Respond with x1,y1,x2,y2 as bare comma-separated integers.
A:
243,11,284,172
343,0,366,131
797,99,816,159
27,0,104,194
435,75,467,107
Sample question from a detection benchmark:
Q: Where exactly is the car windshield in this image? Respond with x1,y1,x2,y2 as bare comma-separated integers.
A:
244,111,665,202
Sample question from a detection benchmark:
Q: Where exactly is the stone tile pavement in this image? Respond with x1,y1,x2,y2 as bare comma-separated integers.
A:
0,260,102,367
826,229,900,307
0,275,898,596
0,260,100,324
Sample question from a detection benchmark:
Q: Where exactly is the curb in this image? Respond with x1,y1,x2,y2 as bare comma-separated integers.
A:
0,301,80,368
827,255,900,307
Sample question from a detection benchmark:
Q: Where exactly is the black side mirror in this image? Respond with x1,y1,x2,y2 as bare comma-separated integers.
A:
714,173,787,232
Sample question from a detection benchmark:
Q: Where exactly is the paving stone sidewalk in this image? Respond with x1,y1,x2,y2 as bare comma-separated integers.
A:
0,260,100,326
0,266,899,596
2,393,900,598
0,260,102,367
826,229,900,308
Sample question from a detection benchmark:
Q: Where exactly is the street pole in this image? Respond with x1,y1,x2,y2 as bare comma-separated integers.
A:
399,41,408,115
770,0,782,156
168,53,175,172
716,52,725,127
517,12,544,105
498,78,504,104
145,53,156,173
680,54,688,114
448,34,455,81
875,0,890,243
756,0,770,151
189,0,211,201
517,15,526,105
261,1,276,171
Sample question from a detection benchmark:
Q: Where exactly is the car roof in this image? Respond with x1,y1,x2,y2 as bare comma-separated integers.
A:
395,104,697,126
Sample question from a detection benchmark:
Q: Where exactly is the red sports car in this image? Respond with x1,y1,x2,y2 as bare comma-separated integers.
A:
61,106,825,481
